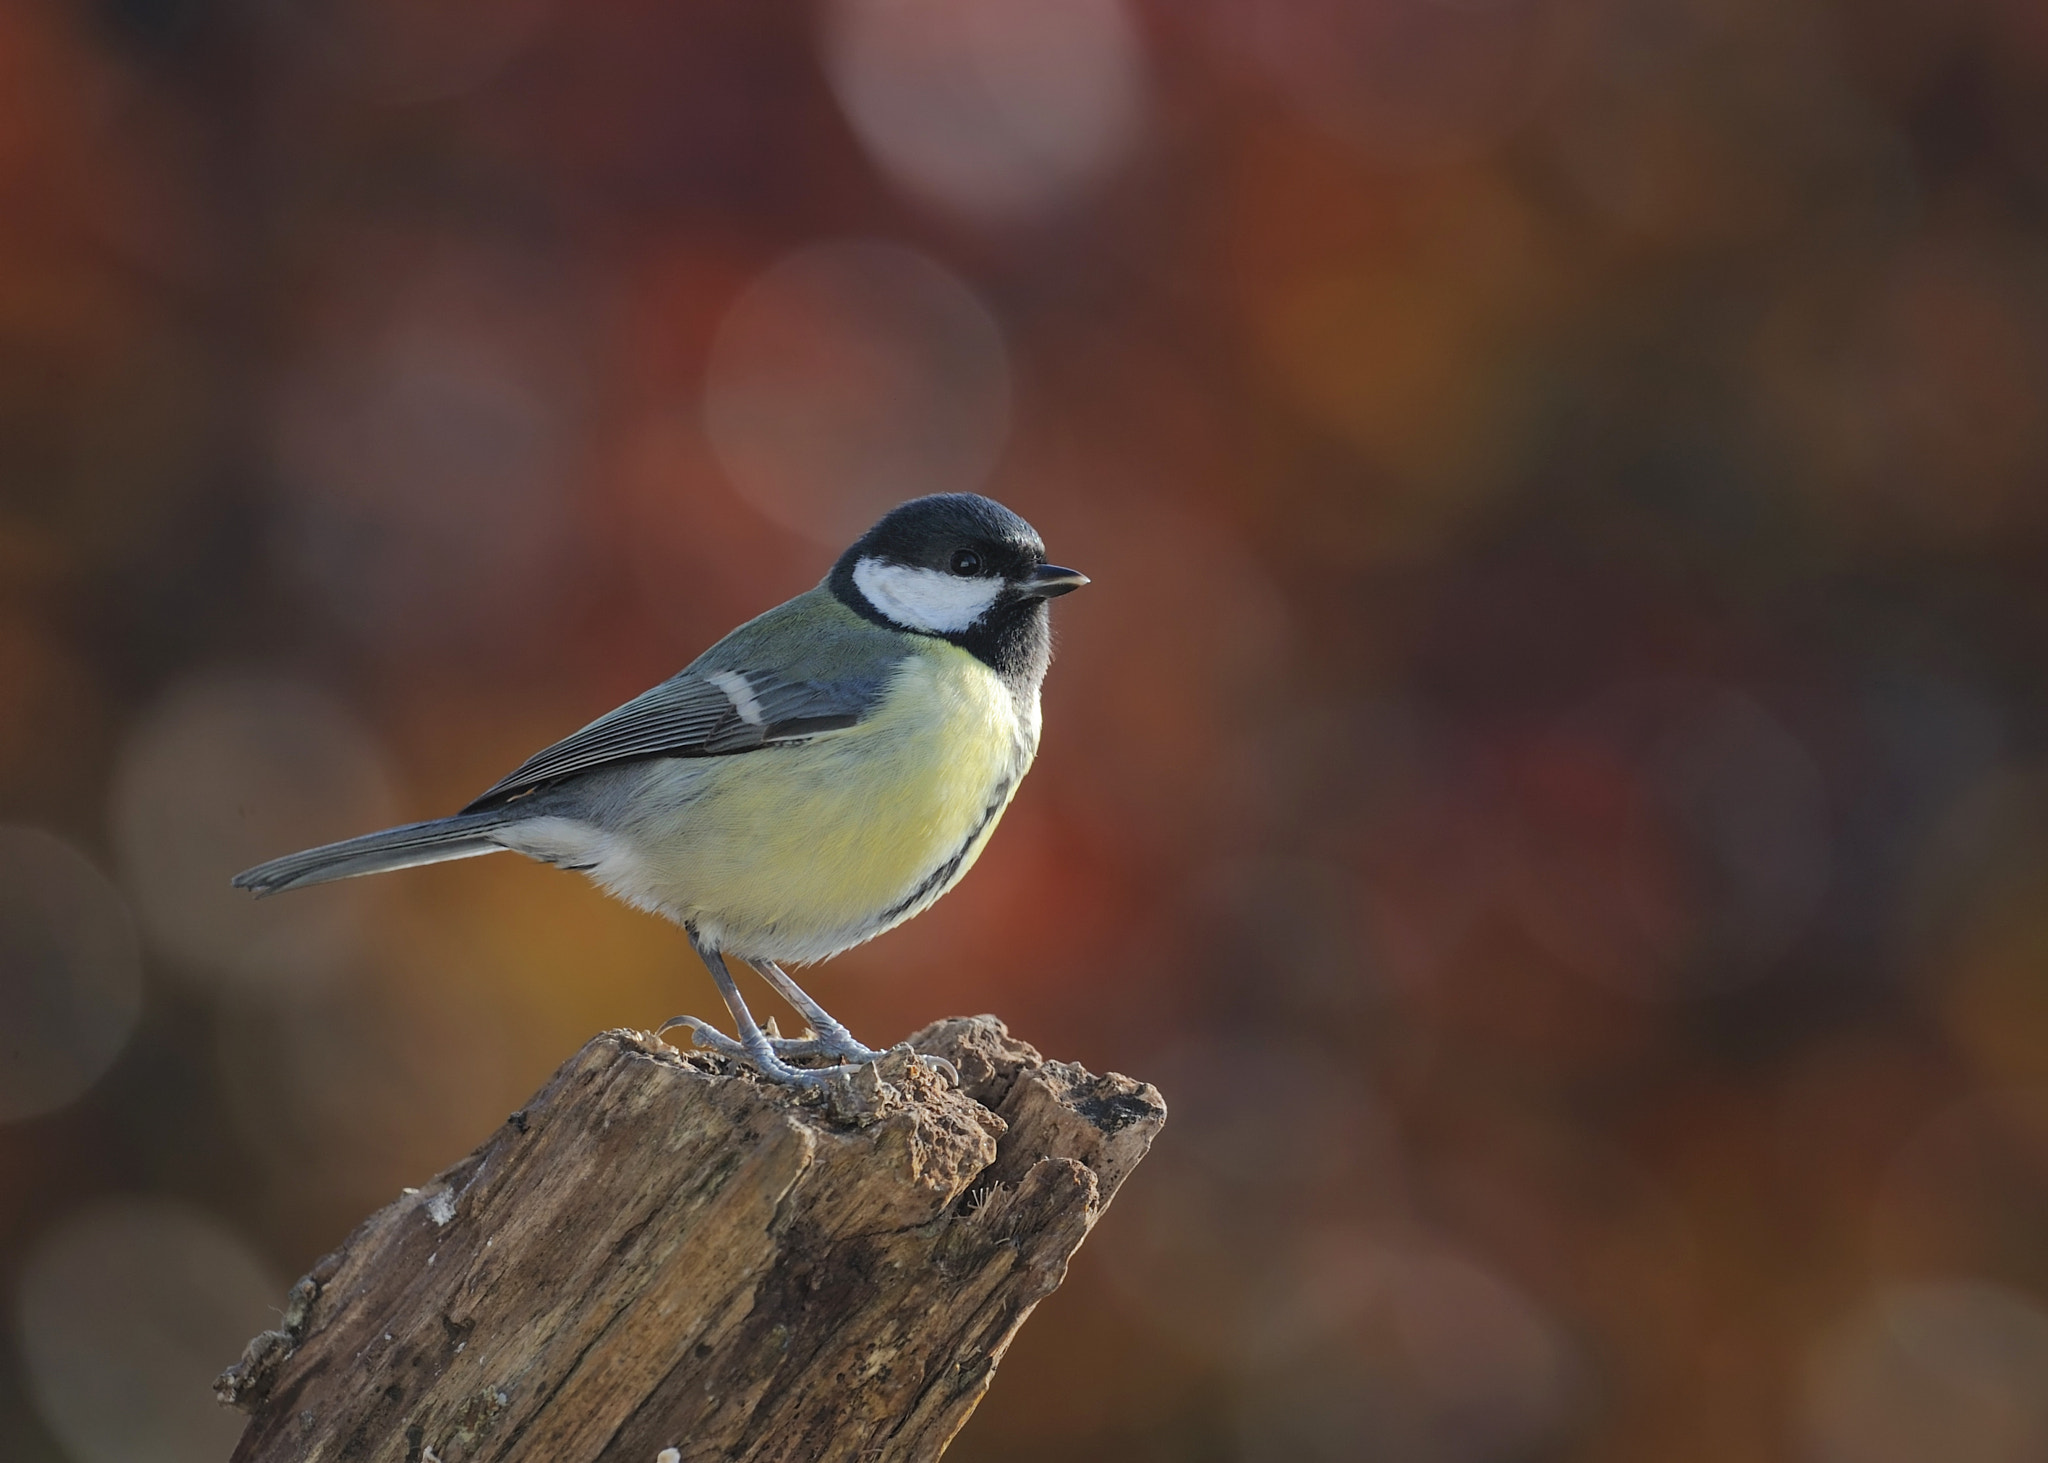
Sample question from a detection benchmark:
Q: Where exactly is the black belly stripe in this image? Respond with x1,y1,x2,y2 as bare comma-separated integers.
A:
875,780,1013,926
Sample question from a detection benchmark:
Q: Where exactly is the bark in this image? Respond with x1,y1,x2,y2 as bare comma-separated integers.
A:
216,1016,1165,1463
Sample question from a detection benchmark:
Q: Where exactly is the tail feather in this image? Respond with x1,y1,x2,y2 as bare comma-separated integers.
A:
232,812,510,897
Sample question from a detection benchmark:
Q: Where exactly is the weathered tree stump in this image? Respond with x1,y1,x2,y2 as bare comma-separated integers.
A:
216,1016,1165,1463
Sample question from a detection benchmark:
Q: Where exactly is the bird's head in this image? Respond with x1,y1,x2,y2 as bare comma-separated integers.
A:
829,496,1086,680
834,494,1087,635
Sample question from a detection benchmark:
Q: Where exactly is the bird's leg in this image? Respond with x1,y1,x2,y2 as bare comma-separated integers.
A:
749,959,959,1086
747,959,882,1061
660,933,855,1087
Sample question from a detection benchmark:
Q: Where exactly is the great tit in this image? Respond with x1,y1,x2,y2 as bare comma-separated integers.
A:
233,494,1086,1086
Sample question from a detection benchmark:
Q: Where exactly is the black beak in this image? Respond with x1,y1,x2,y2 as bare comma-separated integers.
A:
1021,564,1090,599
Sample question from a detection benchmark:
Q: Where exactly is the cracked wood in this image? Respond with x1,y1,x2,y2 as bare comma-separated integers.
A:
216,1016,1165,1463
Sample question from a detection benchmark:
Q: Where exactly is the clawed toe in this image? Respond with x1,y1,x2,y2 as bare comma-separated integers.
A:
749,1052,858,1087
656,1014,855,1087
770,1034,956,1086
656,1015,956,1090
764,1034,867,1062
658,1014,745,1057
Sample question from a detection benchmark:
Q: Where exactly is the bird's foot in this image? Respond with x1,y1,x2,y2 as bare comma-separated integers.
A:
658,1015,958,1087
778,1031,960,1087
768,1016,960,1085
657,1014,856,1088
906,1047,961,1087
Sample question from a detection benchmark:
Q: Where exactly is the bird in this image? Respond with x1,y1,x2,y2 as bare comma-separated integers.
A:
232,494,1087,1087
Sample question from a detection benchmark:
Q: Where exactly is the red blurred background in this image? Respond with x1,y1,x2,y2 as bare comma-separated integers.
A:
5,0,2048,1458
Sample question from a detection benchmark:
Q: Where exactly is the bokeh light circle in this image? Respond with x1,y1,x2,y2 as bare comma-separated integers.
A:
1506,680,1831,999
213,958,520,1221
1236,1234,1576,1463
0,826,142,1123
257,0,556,106
15,1197,282,1463
702,240,1012,546
271,241,588,656
1207,0,1550,167
1089,1040,1409,1363
821,0,1147,223
1869,1091,2048,1286
109,672,398,993
1803,1281,2048,1463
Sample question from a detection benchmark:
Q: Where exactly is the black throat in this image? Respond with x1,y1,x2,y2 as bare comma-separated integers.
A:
828,561,1053,696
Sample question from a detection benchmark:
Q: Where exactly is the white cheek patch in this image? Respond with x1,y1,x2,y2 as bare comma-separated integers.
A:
853,556,1003,634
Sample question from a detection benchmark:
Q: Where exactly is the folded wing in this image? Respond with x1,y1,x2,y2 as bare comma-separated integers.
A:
463,669,885,811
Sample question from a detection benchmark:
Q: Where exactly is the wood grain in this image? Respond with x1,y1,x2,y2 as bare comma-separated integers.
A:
217,1016,1165,1463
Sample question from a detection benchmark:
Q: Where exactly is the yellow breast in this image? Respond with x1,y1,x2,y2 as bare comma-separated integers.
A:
626,641,1035,962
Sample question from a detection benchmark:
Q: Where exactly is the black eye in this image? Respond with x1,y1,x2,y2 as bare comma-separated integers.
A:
950,549,982,576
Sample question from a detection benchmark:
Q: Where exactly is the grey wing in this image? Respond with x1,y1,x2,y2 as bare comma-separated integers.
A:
462,669,884,811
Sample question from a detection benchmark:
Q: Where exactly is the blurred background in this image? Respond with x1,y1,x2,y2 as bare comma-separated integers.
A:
3,0,2048,1458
